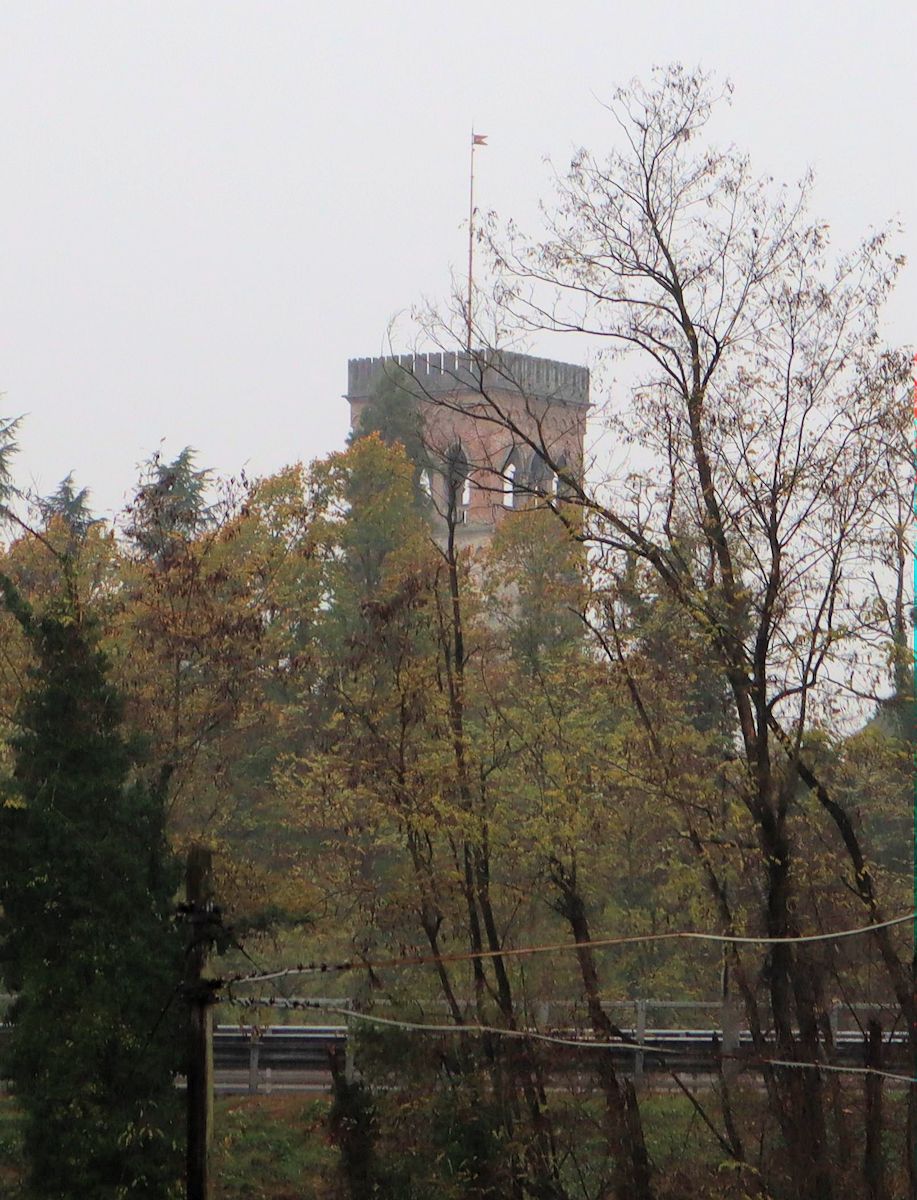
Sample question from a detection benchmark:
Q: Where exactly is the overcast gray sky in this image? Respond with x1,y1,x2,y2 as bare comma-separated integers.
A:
2,0,914,517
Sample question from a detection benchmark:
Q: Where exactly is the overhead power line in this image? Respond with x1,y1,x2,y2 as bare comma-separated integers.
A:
224,909,917,988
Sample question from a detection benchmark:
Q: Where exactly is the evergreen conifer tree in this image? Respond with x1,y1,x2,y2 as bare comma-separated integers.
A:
125,447,212,565
0,572,182,1199
39,472,96,541
0,415,20,504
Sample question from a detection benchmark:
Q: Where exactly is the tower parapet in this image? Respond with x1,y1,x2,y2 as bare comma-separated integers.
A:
347,350,589,409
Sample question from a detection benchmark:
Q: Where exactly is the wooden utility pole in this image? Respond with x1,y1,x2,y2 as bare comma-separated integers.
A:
184,845,216,1200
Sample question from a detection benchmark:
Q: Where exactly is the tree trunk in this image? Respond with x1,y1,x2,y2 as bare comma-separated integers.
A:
553,868,653,1200
758,806,834,1200
864,1018,887,1200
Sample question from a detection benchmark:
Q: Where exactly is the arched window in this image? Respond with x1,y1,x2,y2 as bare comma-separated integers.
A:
502,447,526,508
528,452,552,495
443,442,471,519
503,461,517,507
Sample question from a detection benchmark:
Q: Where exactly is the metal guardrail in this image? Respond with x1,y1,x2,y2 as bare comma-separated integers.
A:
211,1017,910,1094
2,994,907,1095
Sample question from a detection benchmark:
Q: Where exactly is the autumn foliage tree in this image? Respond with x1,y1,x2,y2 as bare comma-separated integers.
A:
406,63,913,1199
280,436,706,1198
111,452,324,918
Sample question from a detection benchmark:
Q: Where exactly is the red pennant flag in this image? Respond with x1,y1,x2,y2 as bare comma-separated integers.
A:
472,133,488,146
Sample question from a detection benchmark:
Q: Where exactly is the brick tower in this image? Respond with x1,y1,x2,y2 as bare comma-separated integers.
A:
346,350,589,548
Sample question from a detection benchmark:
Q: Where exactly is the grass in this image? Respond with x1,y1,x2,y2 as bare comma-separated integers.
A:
0,1084,907,1198
0,1087,777,1199
641,1092,723,1168
0,1093,336,1200
212,1095,335,1199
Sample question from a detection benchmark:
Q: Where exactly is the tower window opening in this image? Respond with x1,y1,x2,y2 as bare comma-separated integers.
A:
503,447,528,508
503,462,516,507
443,442,471,522
528,452,552,496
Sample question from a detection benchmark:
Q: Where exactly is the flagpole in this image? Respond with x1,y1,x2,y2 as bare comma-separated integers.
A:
466,131,487,354
466,129,476,354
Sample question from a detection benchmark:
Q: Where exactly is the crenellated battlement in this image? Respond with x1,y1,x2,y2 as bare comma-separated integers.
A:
346,350,589,408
